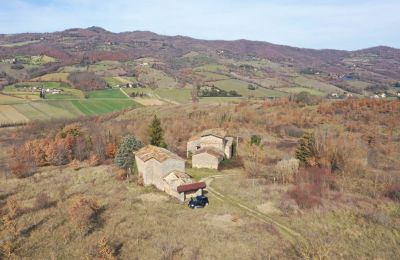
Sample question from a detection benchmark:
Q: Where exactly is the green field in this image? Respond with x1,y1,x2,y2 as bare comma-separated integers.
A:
124,87,192,104
87,89,128,99
155,88,192,103
70,99,138,116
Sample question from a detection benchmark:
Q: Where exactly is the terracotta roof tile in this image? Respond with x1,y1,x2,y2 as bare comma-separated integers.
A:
177,182,206,193
135,145,183,162
193,146,224,158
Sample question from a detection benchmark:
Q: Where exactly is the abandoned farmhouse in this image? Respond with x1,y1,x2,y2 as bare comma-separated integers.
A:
135,145,205,202
187,128,234,169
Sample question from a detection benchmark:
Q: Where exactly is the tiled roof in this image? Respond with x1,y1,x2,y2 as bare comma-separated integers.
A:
177,182,206,193
199,128,227,139
135,145,183,162
193,146,224,158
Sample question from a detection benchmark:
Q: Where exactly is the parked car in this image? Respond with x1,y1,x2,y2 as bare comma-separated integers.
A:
188,195,209,209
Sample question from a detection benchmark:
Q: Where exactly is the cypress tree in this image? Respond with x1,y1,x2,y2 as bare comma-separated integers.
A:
295,132,318,166
149,115,167,148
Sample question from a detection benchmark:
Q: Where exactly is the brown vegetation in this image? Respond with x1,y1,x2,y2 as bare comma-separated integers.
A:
68,196,101,232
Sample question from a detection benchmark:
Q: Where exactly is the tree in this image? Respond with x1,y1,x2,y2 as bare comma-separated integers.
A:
149,115,167,148
295,132,319,166
243,142,264,187
114,135,143,173
250,135,261,146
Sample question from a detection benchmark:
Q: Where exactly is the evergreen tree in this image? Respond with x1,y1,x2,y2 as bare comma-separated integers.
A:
149,115,167,148
295,132,318,166
114,135,143,171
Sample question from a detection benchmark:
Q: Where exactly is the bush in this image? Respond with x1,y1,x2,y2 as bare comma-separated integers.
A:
68,196,100,231
88,153,100,167
288,184,322,209
285,125,304,138
250,135,261,146
274,158,300,184
385,184,400,202
288,167,332,209
34,192,51,210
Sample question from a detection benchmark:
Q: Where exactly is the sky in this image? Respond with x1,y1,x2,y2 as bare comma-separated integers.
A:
0,0,399,50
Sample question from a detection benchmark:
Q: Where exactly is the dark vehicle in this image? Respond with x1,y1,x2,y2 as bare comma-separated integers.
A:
188,195,209,209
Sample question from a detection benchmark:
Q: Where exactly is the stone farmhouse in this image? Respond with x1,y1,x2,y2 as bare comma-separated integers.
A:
135,145,205,201
187,128,234,169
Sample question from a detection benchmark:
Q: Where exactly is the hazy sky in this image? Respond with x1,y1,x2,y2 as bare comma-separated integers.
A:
1,0,399,50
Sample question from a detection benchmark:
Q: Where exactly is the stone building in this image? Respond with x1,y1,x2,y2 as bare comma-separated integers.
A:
187,128,234,170
135,145,205,201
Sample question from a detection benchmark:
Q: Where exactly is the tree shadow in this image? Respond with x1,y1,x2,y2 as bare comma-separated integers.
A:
86,205,107,236
0,192,15,207
20,217,48,237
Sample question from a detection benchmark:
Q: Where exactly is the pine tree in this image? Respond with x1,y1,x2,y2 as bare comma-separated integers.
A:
149,115,167,148
295,132,318,166
114,135,143,171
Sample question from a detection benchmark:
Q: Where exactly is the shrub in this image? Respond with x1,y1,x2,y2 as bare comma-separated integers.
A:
34,192,51,210
105,143,117,159
385,184,400,202
97,236,115,260
288,167,332,209
114,168,127,181
250,135,261,146
274,158,300,184
88,153,100,167
68,196,100,231
288,184,322,209
6,199,21,219
285,125,304,138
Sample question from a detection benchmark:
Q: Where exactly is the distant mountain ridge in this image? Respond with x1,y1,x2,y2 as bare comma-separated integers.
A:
1,26,399,91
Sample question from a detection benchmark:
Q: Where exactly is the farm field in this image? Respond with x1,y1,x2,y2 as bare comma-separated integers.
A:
212,79,287,98
3,82,84,100
104,76,136,87
0,93,26,105
0,84,141,124
278,86,324,96
70,99,137,116
87,89,128,99
294,76,343,93
32,72,70,83
0,40,40,47
124,88,192,104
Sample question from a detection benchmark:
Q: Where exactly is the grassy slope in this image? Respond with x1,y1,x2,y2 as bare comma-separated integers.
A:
213,79,287,98
0,165,290,259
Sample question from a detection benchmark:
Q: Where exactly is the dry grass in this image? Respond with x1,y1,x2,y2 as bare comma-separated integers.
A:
0,165,290,259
